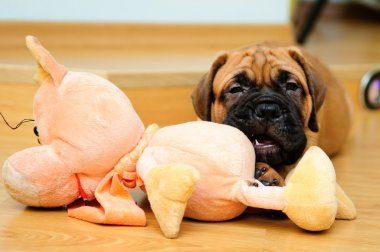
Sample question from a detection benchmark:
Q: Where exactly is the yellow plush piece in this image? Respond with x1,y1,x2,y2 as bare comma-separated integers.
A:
284,146,338,231
146,164,200,238
2,36,356,239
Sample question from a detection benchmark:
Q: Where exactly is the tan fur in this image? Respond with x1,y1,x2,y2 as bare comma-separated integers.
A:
255,162,285,186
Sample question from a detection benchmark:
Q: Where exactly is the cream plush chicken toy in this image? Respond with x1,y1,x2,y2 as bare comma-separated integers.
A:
1,36,356,239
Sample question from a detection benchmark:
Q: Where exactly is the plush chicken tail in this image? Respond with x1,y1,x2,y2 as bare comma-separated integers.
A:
25,35,67,86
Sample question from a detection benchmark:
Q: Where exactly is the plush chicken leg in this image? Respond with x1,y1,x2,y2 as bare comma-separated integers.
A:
145,163,200,238
282,146,337,230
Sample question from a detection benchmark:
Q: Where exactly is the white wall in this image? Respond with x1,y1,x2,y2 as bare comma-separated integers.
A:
0,0,290,24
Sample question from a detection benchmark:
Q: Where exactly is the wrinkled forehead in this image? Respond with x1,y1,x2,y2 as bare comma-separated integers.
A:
213,46,307,91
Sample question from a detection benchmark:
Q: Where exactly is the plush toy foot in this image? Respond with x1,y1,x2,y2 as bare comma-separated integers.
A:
145,163,200,238
336,183,356,220
2,160,40,206
283,146,337,231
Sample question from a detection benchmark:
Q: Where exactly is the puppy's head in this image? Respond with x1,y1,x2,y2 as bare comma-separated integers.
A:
192,44,326,167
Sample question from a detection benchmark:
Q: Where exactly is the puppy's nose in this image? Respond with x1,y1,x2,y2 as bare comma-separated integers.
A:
253,103,282,121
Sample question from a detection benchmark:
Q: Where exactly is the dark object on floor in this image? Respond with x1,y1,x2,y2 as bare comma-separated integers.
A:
360,69,380,109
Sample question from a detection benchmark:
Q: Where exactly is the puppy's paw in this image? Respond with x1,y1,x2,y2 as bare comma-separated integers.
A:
255,162,285,187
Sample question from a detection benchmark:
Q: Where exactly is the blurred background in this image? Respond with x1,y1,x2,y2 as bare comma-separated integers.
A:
0,0,379,124
0,0,290,24
0,0,379,138
0,0,378,71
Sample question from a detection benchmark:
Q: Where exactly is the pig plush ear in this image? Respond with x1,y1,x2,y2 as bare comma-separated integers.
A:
25,36,67,86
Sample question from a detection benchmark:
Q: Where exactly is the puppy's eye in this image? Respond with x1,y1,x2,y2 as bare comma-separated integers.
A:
286,80,300,92
228,84,244,94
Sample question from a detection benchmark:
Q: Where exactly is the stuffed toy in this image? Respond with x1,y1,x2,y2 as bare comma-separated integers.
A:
1,36,356,239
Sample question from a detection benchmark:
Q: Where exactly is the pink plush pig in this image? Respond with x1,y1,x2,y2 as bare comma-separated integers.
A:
2,36,146,225
2,36,356,239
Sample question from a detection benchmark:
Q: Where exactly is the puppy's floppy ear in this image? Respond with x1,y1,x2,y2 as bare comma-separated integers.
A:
288,47,326,132
191,52,228,120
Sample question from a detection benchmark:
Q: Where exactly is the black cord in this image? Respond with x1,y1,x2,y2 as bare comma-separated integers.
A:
0,112,34,130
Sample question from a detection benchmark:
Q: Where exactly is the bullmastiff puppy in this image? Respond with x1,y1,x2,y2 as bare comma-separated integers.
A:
192,43,353,182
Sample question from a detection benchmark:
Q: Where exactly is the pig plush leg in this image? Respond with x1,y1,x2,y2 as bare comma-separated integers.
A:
137,152,200,238
2,145,78,207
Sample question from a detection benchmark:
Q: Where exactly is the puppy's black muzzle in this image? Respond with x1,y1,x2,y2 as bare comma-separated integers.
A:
223,91,307,167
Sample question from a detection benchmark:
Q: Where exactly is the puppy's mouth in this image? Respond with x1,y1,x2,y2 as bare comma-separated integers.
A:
252,135,278,149
249,134,282,162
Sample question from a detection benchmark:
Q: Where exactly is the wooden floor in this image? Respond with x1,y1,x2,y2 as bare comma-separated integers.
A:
0,77,380,251
1,8,380,251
